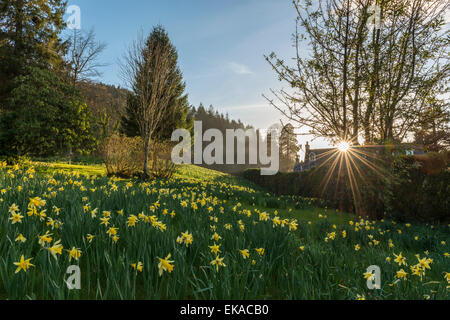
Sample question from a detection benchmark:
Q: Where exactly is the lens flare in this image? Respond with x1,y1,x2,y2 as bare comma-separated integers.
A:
337,141,350,152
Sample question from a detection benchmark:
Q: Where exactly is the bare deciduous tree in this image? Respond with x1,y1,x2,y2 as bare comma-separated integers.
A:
67,28,107,85
264,0,449,146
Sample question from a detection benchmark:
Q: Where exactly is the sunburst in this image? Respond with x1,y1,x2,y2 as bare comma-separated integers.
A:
308,138,390,216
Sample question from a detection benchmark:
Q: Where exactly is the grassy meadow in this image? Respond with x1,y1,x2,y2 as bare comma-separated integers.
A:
0,161,448,300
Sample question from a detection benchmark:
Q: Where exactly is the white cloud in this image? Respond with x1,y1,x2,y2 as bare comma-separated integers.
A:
228,62,252,75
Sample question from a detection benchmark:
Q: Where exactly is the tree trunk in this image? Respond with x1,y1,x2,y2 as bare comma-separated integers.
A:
67,145,73,164
342,0,350,140
352,4,369,145
143,136,150,179
352,40,361,144
365,21,381,144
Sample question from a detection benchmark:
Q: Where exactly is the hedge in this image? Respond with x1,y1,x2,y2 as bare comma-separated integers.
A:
243,151,449,223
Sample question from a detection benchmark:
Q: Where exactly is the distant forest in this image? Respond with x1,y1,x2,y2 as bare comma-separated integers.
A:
78,81,253,137
79,81,265,174
77,81,128,143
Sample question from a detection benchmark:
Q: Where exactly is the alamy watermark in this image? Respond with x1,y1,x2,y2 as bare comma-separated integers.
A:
367,4,382,31
66,5,81,30
366,265,381,290
171,121,280,175
65,265,81,290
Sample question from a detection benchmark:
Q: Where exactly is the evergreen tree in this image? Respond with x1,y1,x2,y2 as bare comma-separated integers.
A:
279,124,300,172
0,66,96,157
120,26,192,140
120,92,140,137
0,0,67,109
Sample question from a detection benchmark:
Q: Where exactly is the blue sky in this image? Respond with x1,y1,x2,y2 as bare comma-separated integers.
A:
65,0,332,150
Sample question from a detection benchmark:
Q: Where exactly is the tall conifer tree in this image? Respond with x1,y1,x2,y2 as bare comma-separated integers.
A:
0,0,67,109
120,26,192,140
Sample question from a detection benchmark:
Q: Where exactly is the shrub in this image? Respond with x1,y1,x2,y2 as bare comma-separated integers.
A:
243,152,449,223
243,165,386,218
385,154,449,223
100,135,177,179
413,151,449,174
147,141,176,179
99,134,144,178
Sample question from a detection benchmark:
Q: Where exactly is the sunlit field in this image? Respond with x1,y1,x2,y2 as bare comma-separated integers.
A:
0,161,448,300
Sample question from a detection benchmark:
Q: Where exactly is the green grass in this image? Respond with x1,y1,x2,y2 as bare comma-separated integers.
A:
33,161,107,177
0,161,448,300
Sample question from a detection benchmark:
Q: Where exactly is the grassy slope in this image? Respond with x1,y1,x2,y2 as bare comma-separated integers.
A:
32,161,107,177
1,161,448,299
32,161,352,225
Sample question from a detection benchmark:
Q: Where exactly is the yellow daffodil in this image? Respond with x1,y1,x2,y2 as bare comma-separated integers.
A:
8,203,19,214
444,272,450,283
177,231,193,247
131,261,143,273
239,249,250,259
29,197,46,208
396,269,407,279
100,217,110,226
48,240,63,260
209,243,221,254
67,247,82,262
15,233,27,243
157,254,174,276
255,248,265,256
106,227,118,237
211,232,221,242
393,253,407,266
363,271,375,281
127,215,138,227
38,231,53,247
9,212,24,224
14,255,34,273
210,255,226,272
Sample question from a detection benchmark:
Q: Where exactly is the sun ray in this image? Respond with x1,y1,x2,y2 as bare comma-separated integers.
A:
304,142,396,216
317,151,343,196
349,150,389,178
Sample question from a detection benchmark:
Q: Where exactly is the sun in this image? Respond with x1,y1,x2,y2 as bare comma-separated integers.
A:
337,141,350,152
